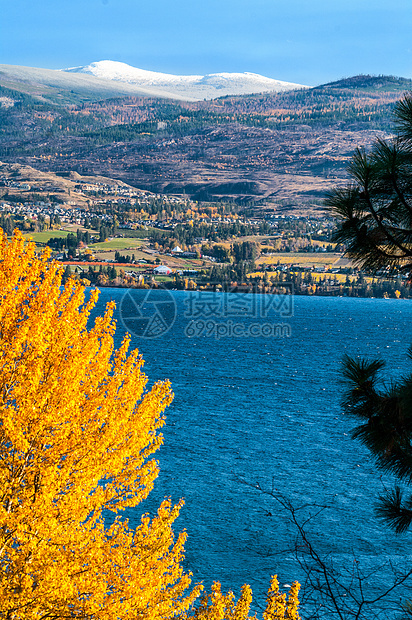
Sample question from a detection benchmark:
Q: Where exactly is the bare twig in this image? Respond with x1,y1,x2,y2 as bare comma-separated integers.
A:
236,476,412,620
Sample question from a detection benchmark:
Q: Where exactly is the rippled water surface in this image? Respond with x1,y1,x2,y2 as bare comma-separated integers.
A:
91,291,412,615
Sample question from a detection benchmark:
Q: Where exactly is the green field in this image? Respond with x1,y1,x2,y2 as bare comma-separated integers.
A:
90,238,144,251
153,275,175,283
257,252,342,266
23,230,69,243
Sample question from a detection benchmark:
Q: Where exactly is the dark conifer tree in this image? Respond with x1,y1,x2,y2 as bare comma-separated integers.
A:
330,94,412,536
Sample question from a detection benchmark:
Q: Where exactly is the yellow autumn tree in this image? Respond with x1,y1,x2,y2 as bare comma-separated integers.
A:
0,231,201,618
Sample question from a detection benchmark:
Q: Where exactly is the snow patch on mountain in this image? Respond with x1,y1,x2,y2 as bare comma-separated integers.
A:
63,60,307,100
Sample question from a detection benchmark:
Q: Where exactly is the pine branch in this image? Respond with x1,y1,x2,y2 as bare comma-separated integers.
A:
376,487,412,534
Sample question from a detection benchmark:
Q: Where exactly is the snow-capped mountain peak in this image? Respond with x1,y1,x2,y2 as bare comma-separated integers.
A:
63,60,307,100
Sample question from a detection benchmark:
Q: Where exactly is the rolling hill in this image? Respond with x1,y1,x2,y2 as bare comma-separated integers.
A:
0,61,306,104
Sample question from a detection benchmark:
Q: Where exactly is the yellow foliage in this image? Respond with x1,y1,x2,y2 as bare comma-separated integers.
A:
187,577,300,620
0,231,201,618
263,576,301,620
189,582,251,620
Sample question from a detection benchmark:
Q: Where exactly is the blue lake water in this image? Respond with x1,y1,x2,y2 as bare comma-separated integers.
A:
91,290,412,617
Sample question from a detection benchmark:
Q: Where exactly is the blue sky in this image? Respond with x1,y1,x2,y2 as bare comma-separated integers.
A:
1,0,412,85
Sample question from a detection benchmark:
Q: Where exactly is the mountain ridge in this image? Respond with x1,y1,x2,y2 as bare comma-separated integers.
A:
317,74,412,92
0,61,307,104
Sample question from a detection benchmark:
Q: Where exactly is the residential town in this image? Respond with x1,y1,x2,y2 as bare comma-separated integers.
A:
0,164,409,298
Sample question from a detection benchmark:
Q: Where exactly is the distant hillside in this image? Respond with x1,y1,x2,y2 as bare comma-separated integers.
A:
1,69,410,206
317,74,412,92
